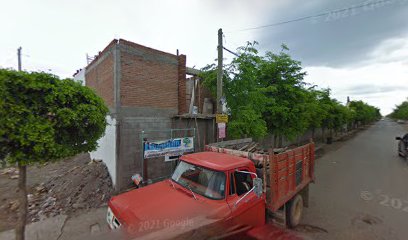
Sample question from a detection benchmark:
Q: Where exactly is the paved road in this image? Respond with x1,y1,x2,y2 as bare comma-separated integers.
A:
300,119,408,240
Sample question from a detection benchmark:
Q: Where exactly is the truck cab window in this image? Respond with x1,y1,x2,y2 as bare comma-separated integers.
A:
172,161,226,200
234,171,253,196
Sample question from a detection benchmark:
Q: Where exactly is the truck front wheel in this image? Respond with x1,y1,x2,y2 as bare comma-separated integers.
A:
286,194,303,228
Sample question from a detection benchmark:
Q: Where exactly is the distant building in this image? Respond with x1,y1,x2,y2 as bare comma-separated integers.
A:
72,68,85,86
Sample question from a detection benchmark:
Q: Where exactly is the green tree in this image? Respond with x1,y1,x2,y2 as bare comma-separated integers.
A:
259,45,310,145
201,42,269,139
307,89,330,139
389,100,408,120
200,41,380,144
349,100,381,125
0,69,108,240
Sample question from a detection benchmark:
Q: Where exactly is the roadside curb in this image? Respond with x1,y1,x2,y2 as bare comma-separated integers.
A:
0,207,108,240
0,215,67,240
315,125,372,159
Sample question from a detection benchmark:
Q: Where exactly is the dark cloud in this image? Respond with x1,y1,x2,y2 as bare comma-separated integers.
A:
344,84,408,95
255,0,408,67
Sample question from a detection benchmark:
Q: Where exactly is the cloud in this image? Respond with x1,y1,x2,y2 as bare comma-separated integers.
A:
255,0,408,67
366,37,408,64
344,84,408,95
304,59,408,115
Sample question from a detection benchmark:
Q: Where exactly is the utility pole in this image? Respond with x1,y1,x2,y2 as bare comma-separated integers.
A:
217,28,223,114
16,46,27,240
17,47,22,71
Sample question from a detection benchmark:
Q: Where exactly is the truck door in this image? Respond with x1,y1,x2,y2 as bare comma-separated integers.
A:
226,168,265,227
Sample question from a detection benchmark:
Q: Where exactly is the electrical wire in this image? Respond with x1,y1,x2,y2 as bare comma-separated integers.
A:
223,47,240,57
230,0,396,32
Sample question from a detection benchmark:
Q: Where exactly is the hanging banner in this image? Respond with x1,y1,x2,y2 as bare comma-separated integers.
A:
218,122,226,139
144,137,194,159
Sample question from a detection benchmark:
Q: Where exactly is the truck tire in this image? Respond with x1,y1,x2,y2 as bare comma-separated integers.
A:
286,194,303,228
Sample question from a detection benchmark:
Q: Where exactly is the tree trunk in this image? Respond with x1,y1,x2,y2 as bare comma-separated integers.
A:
278,135,283,148
16,163,27,240
322,127,325,143
311,127,315,141
273,135,278,148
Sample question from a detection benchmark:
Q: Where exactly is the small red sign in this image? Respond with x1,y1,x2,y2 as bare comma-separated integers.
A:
218,123,226,139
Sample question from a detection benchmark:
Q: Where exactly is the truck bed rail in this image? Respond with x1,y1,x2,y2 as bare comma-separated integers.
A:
205,139,315,212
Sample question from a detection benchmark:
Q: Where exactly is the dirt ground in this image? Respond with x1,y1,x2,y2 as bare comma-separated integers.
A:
0,153,113,232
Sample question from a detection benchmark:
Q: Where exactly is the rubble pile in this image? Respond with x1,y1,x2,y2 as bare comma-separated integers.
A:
1,167,19,179
0,155,113,226
26,159,113,222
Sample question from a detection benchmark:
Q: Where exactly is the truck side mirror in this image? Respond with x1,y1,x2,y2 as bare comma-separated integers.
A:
253,178,263,198
396,137,402,140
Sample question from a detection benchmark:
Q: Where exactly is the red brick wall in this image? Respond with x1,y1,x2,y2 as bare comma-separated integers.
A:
85,39,188,113
178,55,187,114
85,53,114,107
120,50,180,109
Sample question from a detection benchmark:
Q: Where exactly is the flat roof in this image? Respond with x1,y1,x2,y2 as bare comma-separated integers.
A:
180,151,252,171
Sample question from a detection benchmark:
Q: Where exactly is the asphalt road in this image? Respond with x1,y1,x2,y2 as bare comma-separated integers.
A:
299,119,408,240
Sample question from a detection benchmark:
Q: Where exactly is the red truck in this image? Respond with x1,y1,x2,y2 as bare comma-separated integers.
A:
107,139,315,239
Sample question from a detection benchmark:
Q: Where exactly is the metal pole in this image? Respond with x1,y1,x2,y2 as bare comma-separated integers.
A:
217,29,223,114
141,131,145,183
17,47,22,71
193,128,196,152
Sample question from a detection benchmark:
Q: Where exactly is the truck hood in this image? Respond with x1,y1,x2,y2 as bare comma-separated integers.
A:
109,180,231,235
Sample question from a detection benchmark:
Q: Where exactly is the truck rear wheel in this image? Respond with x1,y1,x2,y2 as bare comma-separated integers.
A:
286,194,303,228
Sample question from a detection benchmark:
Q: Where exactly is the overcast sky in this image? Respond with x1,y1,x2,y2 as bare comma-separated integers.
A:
1,0,408,114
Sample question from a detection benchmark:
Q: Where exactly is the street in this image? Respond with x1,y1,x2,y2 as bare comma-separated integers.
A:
300,119,408,240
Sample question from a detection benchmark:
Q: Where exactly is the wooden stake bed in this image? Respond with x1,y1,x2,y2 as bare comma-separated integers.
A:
205,139,315,212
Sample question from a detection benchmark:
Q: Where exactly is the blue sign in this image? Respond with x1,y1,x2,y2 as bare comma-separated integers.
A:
143,137,194,159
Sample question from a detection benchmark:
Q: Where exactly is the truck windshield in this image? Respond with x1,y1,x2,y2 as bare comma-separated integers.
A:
171,161,226,200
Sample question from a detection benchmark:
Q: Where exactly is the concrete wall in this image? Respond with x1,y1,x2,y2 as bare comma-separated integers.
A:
90,115,117,186
84,39,193,190
258,127,341,148
116,110,216,189
172,117,216,151
116,107,177,189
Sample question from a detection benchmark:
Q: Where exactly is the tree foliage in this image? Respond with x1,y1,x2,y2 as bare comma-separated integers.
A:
0,69,109,240
200,42,381,140
348,100,381,124
0,69,109,164
389,99,408,120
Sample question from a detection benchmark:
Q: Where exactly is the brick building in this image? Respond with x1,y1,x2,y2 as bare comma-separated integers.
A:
84,39,215,190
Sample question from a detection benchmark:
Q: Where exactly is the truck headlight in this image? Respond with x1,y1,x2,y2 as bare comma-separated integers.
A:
107,207,121,229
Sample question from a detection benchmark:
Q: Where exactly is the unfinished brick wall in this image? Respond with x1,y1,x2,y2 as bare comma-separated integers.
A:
83,38,193,190
178,55,187,114
85,52,115,107
120,50,179,109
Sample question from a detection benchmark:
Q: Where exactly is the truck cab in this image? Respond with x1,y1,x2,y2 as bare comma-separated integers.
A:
107,140,315,239
107,152,265,238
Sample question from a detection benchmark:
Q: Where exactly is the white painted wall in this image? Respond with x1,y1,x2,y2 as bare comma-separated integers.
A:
90,116,117,186
73,68,85,86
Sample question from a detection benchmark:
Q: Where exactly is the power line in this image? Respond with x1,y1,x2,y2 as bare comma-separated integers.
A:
223,47,240,57
230,0,395,32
